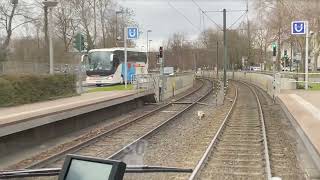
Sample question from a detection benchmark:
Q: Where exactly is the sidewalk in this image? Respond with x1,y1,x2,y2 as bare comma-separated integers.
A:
0,90,145,137
277,90,320,170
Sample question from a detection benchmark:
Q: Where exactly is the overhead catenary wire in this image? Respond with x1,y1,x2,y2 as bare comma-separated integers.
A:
191,0,248,31
191,0,222,30
228,10,248,29
167,1,202,33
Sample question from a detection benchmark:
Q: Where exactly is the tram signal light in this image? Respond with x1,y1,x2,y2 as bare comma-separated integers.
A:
272,43,277,57
159,47,163,58
284,50,288,58
73,33,86,52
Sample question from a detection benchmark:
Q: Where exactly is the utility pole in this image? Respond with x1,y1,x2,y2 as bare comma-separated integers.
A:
159,47,164,101
246,0,251,65
93,0,97,46
223,9,227,88
277,0,282,71
49,7,54,74
44,1,49,62
290,36,293,72
216,41,219,79
193,51,197,71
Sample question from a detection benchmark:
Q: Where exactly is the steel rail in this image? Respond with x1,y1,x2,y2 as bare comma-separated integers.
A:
188,84,238,180
241,81,272,180
24,79,206,169
108,79,214,160
189,81,272,180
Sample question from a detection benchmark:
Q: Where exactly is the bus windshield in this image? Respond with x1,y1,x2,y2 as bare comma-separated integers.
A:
88,51,113,71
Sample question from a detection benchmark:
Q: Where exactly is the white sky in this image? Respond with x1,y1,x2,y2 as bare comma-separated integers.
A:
118,0,249,50
8,0,251,50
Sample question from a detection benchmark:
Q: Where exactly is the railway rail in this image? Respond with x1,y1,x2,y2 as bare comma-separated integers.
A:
108,80,215,162
11,78,213,172
189,81,268,179
116,80,234,180
2,79,308,180
250,83,306,179
189,81,306,180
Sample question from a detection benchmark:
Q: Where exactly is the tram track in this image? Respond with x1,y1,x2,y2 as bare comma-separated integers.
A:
190,81,270,179
250,83,306,179
7,79,203,170
5,79,308,180
117,80,235,180
189,81,306,180
14,78,213,171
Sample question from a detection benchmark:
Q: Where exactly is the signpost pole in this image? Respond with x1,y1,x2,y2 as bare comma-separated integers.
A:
305,21,309,90
124,28,128,89
125,27,139,89
291,21,308,90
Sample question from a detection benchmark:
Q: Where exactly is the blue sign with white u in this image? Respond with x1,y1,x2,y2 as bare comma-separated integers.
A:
291,21,306,35
127,27,139,39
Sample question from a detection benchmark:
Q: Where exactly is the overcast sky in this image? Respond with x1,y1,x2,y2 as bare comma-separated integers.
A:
7,0,251,51
118,0,249,50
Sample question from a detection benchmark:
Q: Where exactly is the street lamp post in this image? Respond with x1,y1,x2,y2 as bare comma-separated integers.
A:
305,28,311,90
146,30,152,62
43,0,58,75
115,10,124,46
148,40,152,61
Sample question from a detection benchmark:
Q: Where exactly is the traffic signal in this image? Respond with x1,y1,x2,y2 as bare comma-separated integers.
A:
159,47,163,58
284,50,288,58
73,33,86,52
272,43,277,57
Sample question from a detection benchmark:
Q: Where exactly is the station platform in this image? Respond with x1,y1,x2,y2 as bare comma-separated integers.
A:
277,90,320,170
0,90,154,138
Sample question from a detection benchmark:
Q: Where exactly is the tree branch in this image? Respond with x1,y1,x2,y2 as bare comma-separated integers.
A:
12,19,36,31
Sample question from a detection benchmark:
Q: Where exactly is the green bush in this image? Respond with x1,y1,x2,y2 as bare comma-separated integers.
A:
0,78,15,106
0,74,77,107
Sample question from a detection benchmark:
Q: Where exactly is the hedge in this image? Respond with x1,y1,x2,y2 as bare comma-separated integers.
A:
0,74,77,107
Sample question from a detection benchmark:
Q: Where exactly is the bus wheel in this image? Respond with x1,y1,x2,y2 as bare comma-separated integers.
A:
96,84,102,87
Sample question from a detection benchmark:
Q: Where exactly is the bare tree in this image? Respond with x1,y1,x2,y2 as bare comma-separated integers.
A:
55,0,77,52
252,0,320,71
0,0,35,60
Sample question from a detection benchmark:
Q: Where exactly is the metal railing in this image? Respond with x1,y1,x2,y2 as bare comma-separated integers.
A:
131,74,160,100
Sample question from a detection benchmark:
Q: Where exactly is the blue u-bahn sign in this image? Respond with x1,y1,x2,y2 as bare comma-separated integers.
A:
127,27,139,39
291,21,306,35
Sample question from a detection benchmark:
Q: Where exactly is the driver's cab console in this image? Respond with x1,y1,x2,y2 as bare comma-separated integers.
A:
58,155,126,180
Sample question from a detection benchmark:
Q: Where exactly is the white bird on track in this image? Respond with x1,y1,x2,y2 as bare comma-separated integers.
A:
197,111,205,120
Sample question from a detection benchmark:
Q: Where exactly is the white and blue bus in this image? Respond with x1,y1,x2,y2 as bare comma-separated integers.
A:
82,48,148,86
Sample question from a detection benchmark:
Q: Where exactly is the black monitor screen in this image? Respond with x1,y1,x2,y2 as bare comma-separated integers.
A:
59,155,126,180
65,159,113,180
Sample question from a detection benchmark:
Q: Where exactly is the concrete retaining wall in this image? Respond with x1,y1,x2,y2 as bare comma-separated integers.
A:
163,73,195,100
228,72,296,97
